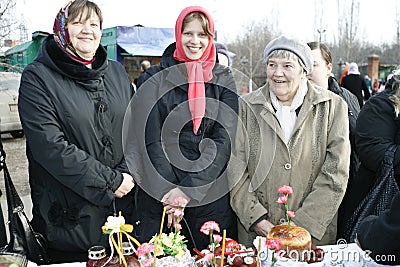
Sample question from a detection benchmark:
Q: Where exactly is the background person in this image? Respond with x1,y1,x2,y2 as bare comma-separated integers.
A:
130,6,238,251
134,59,151,88
18,0,135,262
340,62,371,108
306,41,361,241
228,35,350,247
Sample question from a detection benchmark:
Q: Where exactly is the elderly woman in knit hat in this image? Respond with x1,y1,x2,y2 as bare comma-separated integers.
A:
228,35,350,246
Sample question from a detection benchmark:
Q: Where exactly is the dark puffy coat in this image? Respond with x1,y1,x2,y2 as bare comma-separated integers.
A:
129,43,238,251
18,36,134,261
338,90,400,241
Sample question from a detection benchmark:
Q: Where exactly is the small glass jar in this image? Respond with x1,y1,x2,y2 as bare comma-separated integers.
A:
122,242,135,255
87,245,107,267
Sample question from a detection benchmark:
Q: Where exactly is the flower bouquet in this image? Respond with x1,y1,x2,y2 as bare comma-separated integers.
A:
135,197,195,267
194,221,259,267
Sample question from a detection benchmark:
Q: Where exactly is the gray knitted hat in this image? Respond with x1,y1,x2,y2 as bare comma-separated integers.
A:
264,35,313,74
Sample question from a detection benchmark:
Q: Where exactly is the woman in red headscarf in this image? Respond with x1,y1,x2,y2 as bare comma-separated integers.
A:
130,6,238,251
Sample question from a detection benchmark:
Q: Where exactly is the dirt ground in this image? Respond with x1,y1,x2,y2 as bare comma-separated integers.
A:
0,134,30,199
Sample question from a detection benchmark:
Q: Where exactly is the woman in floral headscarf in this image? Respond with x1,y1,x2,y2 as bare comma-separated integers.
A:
130,6,238,251
18,0,135,263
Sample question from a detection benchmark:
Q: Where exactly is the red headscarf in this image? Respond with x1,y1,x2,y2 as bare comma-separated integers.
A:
173,6,216,134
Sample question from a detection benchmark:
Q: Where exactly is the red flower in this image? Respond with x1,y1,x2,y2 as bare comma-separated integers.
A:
278,185,293,195
136,242,154,257
200,220,220,235
286,210,295,218
266,238,282,250
276,195,288,204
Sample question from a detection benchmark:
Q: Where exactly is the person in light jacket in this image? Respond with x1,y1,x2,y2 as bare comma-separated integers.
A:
18,0,135,263
228,35,350,247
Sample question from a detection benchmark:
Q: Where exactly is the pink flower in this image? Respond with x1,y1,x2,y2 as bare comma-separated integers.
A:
136,242,154,257
143,257,154,267
286,210,295,218
213,234,222,243
276,195,288,204
203,252,214,262
278,185,293,195
173,196,189,208
174,223,182,230
174,209,183,217
266,238,282,250
200,220,220,235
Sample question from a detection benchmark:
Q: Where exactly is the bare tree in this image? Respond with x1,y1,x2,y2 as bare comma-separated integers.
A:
229,19,277,89
337,0,360,60
0,0,18,47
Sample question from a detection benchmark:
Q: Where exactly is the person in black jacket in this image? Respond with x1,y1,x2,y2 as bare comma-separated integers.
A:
356,72,400,264
17,0,135,263
126,6,238,252
340,62,371,108
305,42,361,241
340,68,400,246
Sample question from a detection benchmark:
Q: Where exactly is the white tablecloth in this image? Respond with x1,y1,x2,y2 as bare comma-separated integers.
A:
27,243,399,267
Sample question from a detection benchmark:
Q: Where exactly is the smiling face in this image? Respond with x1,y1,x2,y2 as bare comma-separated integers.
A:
67,8,102,60
181,18,210,60
307,48,332,89
266,52,305,104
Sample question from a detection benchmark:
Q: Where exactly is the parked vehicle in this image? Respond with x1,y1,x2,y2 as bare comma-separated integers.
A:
0,72,24,138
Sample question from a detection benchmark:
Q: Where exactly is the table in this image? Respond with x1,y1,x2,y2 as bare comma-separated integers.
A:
27,243,400,267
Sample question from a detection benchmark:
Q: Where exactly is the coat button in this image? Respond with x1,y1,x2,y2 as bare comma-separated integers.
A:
284,163,291,170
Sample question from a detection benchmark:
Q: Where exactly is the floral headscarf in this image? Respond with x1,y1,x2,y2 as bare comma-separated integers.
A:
173,6,216,134
53,0,96,65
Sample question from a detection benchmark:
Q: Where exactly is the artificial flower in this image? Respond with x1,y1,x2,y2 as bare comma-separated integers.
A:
213,234,222,243
266,238,282,267
200,220,220,235
278,185,293,195
136,242,154,258
276,185,295,228
287,210,295,218
276,195,288,204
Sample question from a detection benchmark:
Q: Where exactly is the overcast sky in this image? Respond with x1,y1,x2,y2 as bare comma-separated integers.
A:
16,0,399,45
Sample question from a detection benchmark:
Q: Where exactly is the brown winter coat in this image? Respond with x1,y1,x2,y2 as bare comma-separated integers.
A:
228,81,350,246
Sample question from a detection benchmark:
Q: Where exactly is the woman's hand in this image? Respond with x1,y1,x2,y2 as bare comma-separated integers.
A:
114,173,135,198
253,219,275,236
161,188,190,227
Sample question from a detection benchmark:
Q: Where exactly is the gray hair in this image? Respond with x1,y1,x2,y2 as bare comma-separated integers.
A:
265,49,307,73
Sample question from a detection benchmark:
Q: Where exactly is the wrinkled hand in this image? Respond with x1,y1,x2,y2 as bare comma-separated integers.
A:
253,219,275,236
161,188,190,227
114,173,135,198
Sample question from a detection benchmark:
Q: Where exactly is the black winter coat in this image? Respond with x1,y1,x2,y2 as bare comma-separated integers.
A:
357,192,400,265
341,73,370,108
18,36,134,261
338,90,400,241
329,77,362,240
129,43,238,251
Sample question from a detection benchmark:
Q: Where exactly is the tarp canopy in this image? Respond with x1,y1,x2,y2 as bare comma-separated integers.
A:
116,26,175,57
